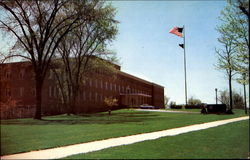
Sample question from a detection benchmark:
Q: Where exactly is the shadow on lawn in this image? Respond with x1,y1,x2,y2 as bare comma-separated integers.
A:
1,111,160,125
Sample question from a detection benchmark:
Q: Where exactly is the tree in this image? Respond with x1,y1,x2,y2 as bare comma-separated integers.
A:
218,90,244,110
218,0,249,113
164,95,170,108
215,11,238,113
51,1,118,114
218,90,229,106
169,101,176,109
0,0,77,119
52,55,119,114
0,97,19,119
187,96,202,105
104,97,118,115
225,1,249,72
229,0,249,19
232,91,244,109
236,73,248,114
0,0,114,119
215,39,237,113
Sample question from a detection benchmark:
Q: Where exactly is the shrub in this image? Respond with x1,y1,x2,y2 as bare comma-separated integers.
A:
170,105,182,109
185,105,203,109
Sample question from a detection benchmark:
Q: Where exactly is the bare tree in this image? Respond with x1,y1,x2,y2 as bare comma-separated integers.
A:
215,24,237,113
236,73,248,114
187,96,202,105
0,0,94,119
216,0,249,113
51,1,118,114
164,95,170,108
218,90,245,110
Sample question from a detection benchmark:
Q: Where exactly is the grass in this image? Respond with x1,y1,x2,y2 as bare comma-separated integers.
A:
1,109,248,156
65,120,249,159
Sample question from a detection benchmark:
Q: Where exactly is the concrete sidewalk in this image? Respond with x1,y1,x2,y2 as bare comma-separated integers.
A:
1,116,249,160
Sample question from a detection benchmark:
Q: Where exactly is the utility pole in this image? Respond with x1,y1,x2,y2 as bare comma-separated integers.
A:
215,88,218,104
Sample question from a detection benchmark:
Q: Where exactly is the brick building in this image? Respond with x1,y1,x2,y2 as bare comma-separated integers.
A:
0,60,164,119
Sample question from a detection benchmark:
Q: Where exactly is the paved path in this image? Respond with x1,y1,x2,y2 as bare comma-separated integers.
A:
135,109,199,114
1,116,248,160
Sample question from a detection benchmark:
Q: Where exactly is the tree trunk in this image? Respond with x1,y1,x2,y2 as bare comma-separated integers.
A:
228,70,233,113
243,83,247,114
34,76,43,120
70,91,77,114
67,102,75,115
67,95,76,115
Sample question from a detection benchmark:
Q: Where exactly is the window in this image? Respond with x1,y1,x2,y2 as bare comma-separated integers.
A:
114,84,116,92
89,79,92,87
95,92,98,102
5,72,11,79
6,88,11,97
89,92,92,101
20,87,24,96
77,91,81,101
83,91,86,100
49,86,52,97
100,80,103,89
54,87,57,98
19,69,25,79
32,88,36,97
118,85,120,93
126,87,130,94
105,82,108,90
95,79,98,88
110,83,112,91
49,70,53,79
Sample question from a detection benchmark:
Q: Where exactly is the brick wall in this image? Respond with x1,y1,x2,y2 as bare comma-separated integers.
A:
0,61,165,119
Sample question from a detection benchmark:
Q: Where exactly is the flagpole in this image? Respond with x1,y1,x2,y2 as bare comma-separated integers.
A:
183,25,188,106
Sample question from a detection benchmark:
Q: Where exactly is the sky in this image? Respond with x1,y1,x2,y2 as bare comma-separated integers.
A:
108,0,248,105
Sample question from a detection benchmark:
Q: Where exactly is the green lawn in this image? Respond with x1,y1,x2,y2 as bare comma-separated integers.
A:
0,109,248,156
66,120,249,159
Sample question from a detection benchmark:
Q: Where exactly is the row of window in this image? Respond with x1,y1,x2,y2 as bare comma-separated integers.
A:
85,79,150,95
47,84,152,101
4,85,150,100
48,84,150,100
4,87,36,97
48,86,114,102
3,70,25,80
47,70,150,95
